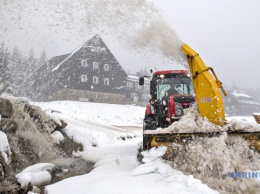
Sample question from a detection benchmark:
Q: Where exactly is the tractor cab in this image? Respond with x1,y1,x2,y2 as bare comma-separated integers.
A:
140,70,196,130
151,70,195,100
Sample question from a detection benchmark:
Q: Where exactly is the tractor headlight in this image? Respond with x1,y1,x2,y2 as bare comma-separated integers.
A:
175,102,184,117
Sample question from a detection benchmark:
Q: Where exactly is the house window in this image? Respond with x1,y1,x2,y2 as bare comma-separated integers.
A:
104,78,109,85
81,60,88,67
93,76,99,84
104,64,110,71
81,75,88,82
91,47,105,53
131,93,136,98
93,62,99,69
126,82,133,88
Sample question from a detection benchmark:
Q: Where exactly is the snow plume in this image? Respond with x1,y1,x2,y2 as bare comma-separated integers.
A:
132,19,187,65
83,0,186,64
83,0,161,37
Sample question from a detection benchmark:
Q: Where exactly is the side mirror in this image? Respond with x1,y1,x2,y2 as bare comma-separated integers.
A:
139,77,144,85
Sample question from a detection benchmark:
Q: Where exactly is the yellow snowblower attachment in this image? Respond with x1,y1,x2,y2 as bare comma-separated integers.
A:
142,44,260,153
182,44,226,125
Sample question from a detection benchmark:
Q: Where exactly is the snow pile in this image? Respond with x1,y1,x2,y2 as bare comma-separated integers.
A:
150,106,260,193
145,104,260,135
16,163,55,189
0,96,68,186
132,146,218,194
51,131,64,144
0,131,11,164
168,105,222,133
224,117,260,132
169,133,260,194
44,109,62,127
141,104,260,193
8,99,59,164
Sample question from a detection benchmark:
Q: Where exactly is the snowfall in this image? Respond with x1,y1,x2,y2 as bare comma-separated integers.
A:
0,100,259,194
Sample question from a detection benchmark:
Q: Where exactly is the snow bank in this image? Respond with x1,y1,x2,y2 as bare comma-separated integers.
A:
132,146,218,194
44,109,62,126
0,131,11,164
169,133,260,193
223,117,260,132
16,163,55,189
51,131,64,144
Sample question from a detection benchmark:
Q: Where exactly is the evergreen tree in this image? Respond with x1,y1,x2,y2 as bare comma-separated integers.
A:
8,46,24,96
39,49,47,66
26,48,38,77
18,48,39,96
0,43,9,94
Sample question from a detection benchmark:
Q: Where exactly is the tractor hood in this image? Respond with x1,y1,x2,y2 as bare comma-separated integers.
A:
172,94,196,103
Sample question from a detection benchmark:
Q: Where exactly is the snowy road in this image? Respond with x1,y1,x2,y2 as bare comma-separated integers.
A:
33,101,218,194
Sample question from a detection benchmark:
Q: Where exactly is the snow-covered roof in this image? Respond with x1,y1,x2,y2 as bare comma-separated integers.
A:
230,90,260,105
232,91,252,98
51,34,102,72
52,42,87,72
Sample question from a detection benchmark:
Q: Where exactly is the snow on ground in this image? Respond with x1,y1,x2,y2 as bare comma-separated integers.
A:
0,131,11,164
33,101,218,194
16,163,55,189
34,101,144,127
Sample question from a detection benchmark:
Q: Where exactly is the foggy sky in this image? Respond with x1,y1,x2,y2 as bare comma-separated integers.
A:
155,0,260,90
0,0,259,89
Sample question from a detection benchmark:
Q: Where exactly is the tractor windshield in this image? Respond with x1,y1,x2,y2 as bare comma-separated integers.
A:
155,76,195,99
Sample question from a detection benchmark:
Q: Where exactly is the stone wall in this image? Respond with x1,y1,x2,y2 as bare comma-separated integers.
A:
46,89,126,104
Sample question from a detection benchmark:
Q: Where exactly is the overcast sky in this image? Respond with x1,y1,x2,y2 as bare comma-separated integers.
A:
155,0,260,90
0,0,259,89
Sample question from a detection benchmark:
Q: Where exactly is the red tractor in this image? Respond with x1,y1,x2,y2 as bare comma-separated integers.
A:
139,70,196,131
